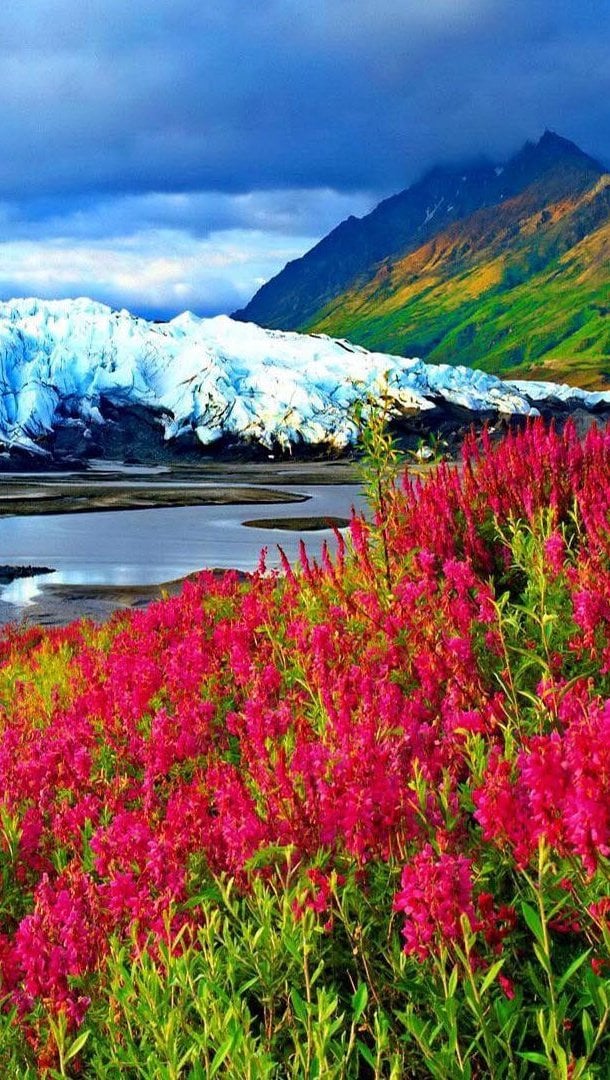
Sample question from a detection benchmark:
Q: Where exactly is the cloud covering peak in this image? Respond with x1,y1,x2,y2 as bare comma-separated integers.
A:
0,0,607,315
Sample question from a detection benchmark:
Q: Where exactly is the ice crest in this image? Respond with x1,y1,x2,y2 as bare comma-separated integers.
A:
0,297,605,454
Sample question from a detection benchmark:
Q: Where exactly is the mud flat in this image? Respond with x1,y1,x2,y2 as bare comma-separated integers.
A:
242,515,351,531
0,482,309,517
0,572,241,630
0,476,367,629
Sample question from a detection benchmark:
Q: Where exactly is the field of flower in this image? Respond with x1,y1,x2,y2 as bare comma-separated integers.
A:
1,419,610,1076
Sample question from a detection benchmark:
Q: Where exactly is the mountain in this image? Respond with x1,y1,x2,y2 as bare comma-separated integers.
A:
3,297,610,465
234,132,610,388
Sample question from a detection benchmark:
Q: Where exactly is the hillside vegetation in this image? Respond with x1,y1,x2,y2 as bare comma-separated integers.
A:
237,133,610,388
310,177,610,388
1,421,610,1075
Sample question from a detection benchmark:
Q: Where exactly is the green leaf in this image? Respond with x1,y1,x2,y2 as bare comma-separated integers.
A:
310,959,325,988
479,958,505,997
351,982,368,1024
63,1028,90,1065
356,1040,376,1068
522,901,546,948
582,1008,594,1055
534,941,552,976
291,987,308,1023
209,1033,235,1078
557,949,591,993
518,1051,551,1066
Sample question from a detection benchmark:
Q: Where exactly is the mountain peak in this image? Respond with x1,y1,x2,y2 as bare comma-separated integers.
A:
512,129,603,172
540,129,577,149
234,131,607,338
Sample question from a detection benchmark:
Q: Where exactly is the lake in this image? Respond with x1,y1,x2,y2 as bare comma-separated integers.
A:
0,482,366,617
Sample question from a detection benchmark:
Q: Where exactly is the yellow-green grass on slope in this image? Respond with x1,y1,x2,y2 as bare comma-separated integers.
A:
309,185,610,389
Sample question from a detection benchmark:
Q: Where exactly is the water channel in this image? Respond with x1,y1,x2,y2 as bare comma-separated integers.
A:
0,482,366,616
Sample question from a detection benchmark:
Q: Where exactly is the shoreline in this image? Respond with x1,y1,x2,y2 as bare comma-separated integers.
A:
0,464,369,629
0,572,209,630
0,483,310,518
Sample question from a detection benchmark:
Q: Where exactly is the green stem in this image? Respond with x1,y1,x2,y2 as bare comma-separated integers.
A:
302,923,313,1077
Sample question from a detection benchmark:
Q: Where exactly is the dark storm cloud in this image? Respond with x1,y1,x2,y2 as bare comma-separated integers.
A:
0,0,607,315
0,0,607,201
0,189,376,243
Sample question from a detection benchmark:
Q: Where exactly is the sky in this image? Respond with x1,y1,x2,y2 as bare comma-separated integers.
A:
0,0,608,319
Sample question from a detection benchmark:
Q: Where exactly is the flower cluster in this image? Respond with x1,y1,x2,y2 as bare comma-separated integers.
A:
1,418,610,1068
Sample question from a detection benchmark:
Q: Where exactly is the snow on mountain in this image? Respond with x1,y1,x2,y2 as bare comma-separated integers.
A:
0,297,606,457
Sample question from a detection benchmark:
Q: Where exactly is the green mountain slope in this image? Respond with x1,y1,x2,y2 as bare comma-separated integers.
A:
235,133,610,387
311,176,610,388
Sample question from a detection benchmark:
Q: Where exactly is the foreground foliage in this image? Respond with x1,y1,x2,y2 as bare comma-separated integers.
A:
2,420,610,1075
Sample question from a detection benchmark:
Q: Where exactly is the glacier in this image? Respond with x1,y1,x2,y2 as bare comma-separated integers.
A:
0,297,608,458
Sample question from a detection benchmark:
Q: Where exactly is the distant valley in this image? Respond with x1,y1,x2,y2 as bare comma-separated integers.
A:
235,132,610,389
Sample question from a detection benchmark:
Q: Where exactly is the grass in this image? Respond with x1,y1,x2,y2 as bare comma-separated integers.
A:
309,192,610,387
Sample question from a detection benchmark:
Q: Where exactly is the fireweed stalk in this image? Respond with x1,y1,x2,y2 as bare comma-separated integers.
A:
0,419,610,1074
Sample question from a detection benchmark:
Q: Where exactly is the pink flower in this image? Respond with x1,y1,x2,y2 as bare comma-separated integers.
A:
544,531,566,575
393,846,477,961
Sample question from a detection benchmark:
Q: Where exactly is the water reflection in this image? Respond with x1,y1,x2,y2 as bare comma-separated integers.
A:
1,574,51,606
0,484,365,609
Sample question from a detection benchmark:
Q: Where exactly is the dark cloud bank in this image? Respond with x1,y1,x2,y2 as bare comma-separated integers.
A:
0,0,607,316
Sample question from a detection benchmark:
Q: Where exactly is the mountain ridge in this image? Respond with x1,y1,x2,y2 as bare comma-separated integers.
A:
234,132,610,386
